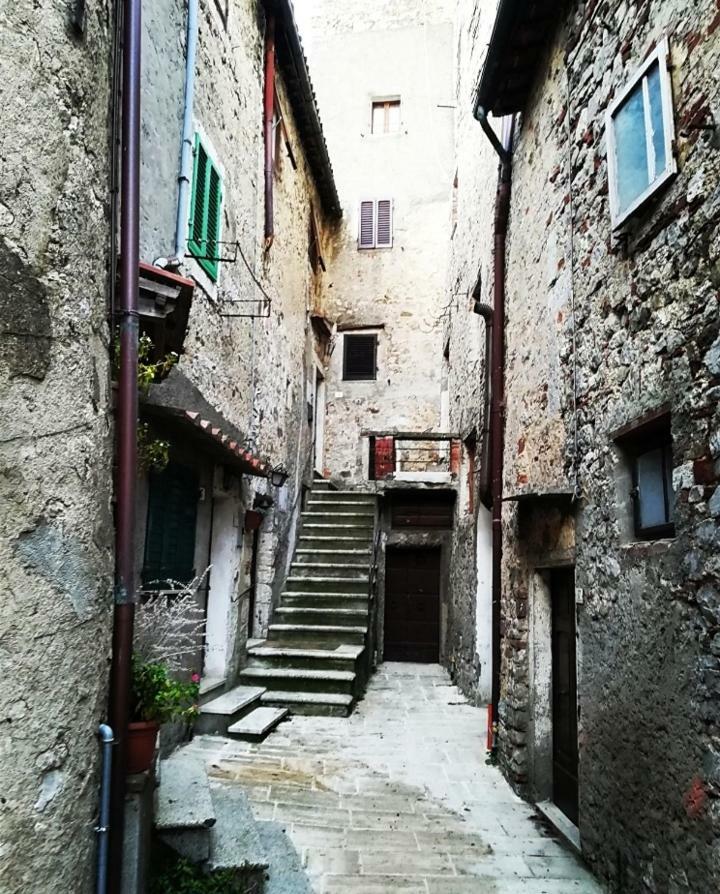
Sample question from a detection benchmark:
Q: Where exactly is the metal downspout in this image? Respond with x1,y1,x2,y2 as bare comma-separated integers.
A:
96,724,115,894
173,0,199,262
108,0,141,882
263,7,276,247
474,106,515,755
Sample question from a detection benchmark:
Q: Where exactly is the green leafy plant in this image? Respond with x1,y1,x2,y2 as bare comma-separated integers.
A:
149,843,246,894
138,422,170,472
131,658,200,725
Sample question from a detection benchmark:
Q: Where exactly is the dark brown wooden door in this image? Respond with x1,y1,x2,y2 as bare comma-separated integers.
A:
551,567,579,825
384,547,441,662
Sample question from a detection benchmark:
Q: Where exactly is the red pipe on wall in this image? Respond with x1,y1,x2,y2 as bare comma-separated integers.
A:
107,0,142,885
263,7,276,247
488,145,512,750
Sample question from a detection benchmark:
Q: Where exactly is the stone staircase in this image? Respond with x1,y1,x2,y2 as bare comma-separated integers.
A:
239,478,377,717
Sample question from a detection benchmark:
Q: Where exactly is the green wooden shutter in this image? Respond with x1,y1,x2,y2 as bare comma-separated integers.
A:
188,134,223,282
142,461,199,588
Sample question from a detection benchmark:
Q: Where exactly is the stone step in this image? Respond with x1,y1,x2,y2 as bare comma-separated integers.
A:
227,706,289,740
281,591,370,610
156,752,216,862
290,562,370,579
295,548,371,561
303,510,375,521
301,523,374,538
240,665,356,695
195,684,266,736
260,689,354,717
298,534,374,548
286,575,369,593
307,498,377,510
207,782,269,879
267,623,366,644
257,821,314,894
247,643,364,671
311,489,372,498
275,606,369,626
310,478,336,491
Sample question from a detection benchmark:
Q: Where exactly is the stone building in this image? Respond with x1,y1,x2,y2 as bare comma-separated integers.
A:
297,0,455,484
135,0,341,690
0,0,115,891
446,0,720,891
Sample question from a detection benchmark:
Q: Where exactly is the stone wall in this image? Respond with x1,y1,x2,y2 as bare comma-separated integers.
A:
0,0,114,890
139,0,340,643
298,0,455,484
449,0,720,890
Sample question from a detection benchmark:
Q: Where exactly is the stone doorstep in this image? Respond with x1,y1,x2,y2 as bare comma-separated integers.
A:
248,644,365,660
227,706,289,740
200,684,266,716
534,800,581,855
268,623,367,636
275,607,368,619
155,752,216,832
207,782,269,873
241,666,356,683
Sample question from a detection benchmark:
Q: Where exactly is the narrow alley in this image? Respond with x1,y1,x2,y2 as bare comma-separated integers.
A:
184,664,601,893
2,0,719,891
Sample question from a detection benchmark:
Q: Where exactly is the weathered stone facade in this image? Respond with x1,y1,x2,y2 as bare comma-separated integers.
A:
448,0,720,890
0,0,114,890
298,0,455,484
137,0,340,669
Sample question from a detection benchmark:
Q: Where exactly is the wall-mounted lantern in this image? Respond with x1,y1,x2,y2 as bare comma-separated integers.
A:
269,465,290,488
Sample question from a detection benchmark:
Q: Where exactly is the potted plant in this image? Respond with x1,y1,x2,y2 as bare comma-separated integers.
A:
127,658,200,774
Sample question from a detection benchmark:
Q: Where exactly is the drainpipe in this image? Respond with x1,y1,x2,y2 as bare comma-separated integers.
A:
107,0,142,883
473,105,515,755
263,6,276,248
96,724,114,894
173,0,199,262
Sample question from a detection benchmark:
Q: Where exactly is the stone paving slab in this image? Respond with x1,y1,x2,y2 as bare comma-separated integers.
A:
184,664,604,894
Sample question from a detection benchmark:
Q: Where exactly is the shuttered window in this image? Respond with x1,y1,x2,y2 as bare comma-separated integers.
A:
343,333,377,381
188,134,223,282
358,199,393,250
142,461,199,588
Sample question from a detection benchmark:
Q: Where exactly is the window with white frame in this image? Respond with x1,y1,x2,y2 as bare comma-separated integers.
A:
358,199,393,249
606,37,677,229
372,99,401,134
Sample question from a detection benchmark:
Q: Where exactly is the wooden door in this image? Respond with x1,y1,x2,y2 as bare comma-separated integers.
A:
384,547,441,662
551,567,579,825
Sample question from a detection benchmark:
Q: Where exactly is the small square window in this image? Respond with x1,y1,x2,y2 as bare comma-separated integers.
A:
606,37,677,229
615,411,675,541
343,333,377,381
372,99,401,134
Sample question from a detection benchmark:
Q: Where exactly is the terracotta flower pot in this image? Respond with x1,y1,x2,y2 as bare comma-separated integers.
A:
126,721,159,774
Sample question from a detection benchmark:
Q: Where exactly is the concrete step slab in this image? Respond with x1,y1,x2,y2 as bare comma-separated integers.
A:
196,684,266,735
247,643,364,671
286,575,369,593
156,752,216,832
257,821,314,894
227,706,289,740
268,623,366,644
276,606,368,621
207,782,269,873
241,666,356,696
260,689,354,717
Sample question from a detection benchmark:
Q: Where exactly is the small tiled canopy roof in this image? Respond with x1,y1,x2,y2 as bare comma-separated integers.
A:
474,0,558,117
181,411,272,477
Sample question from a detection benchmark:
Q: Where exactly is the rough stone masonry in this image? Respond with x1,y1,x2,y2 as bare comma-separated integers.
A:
0,0,115,890
447,1,720,892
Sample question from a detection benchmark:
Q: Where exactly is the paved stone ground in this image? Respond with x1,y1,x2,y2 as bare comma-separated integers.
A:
185,663,604,893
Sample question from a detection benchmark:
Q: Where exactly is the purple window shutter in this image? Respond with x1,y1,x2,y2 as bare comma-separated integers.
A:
376,199,393,247
359,200,375,248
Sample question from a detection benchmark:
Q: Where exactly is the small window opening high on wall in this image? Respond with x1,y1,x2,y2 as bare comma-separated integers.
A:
613,409,675,541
